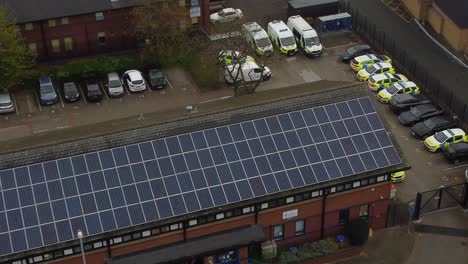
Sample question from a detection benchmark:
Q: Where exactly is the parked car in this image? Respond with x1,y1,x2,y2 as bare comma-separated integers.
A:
398,104,444,126
356,62,395,81
0,92,15,114
424,128,467,153
367,73,408,92
147,69,168,90
411,116,456,139
377,81,419,103
444,142,468,163
388,94,432,114
84,80,103,102
218,50,255,66
340,44,371,63
62,82,80,103
105,72,124,97
123,70,147,92
210,8,243,24
38,76,58,105
350,54,391,71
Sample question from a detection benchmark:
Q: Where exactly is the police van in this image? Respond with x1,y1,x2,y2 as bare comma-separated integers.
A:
287,15,322,56
224,60,271,84
242,22,273,56
267,20,297,56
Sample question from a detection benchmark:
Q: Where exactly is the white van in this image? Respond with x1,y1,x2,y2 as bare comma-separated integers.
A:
287,15,323,56
267,20,297,56
242,22,273,56
224,60,271,84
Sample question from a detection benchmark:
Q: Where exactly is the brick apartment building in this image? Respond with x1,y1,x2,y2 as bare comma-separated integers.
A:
0,85,408,264
402,0,468,54
0,0,211,61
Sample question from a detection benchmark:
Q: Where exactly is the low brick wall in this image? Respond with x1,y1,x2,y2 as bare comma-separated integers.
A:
299,247,363,264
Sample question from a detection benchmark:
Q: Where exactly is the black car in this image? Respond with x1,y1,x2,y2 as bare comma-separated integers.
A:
62,82,80,103
85,80,103,102
389,93,432,114
147,69,167,89
443,142,468,163
411,116,456,139
398,104,444,126
340,44,371,63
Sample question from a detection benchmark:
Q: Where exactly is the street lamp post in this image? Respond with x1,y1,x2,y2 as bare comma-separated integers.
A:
77,229,87,264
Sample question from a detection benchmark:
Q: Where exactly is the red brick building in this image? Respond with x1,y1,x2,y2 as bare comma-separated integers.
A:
0,87,408,264
0,0,212,61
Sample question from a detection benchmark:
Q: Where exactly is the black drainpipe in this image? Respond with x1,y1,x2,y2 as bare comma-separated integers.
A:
254,204,261,224
320,188,329,239
107,238,112,258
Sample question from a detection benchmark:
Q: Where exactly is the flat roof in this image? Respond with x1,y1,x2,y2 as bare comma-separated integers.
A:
288,0,338,9
434,0,468,28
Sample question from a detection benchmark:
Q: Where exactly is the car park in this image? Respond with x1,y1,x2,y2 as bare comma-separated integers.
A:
224,60,271,84
390,171,406,183
242,22,273,56
356,62,395,81
350,54,392,71
0,92,15,114
411,116,456,139
287,15,323,57
123,70,147,92
368,73,408,92
268,20,297,56
147,68,168,90
218,50,255,66
398,104,444,126
210,8,243,24
443,142,468,163
105,72,124,97
424,128,467,153
340,44,371,63
388,94,432,114
62,82,80,103
85,80,104,102
378,81,419,103
38,76,58,105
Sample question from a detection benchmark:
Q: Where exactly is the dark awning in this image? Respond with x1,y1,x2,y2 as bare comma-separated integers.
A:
107,224,266,264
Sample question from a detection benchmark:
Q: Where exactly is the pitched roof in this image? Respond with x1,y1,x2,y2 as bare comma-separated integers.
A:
0,0,137,23
434,0,468,28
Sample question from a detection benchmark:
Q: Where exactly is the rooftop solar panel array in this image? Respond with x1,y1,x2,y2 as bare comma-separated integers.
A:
0,97,401,256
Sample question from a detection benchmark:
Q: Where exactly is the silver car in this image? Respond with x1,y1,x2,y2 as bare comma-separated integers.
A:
123,70,147,93
0,92,15,114
106,72,124,97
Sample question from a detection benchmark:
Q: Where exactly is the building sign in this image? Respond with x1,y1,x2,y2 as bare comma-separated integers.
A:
282,209,298,220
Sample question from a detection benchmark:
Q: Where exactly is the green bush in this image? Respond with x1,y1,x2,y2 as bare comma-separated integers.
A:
275,238,340,263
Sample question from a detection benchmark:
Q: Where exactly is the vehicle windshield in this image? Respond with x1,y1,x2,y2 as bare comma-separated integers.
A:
132,80,144,85
410,107,422,117
218,10,225,16
304,36,320,46
88,84,99,92
434,132,449,142
64,83,76,93
280,37,295,46
387,85,400,94
346,46,360,54
365,65,376,73
40,85,55,94
150,70,163,80
109,79,121,88
256,37,271,48
423,119,436,129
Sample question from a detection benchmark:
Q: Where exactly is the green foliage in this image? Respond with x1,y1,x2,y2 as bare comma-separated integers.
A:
0,6,36,92
275,238,340,264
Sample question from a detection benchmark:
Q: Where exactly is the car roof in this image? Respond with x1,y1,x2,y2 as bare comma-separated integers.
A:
125,70,143,80
451,142,468,151
416,103,435,111
372,72,394,81
443,128,465,137
354,54,378,62
0,93,12,103
107,72,120,80
399,81,416,88
269,20,293,37
373,62,392,68
222,7,236,12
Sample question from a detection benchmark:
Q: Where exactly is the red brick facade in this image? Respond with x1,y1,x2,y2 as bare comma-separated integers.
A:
48,182,391,264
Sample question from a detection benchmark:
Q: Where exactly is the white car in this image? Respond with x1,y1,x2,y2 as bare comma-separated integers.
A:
210,8,243,24
218,50,255,66
123,70,147,92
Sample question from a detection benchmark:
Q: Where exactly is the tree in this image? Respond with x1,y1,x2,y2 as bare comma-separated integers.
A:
0,6,35,92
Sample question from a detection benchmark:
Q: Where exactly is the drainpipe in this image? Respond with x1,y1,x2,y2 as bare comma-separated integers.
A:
320,189,328,239
254,204,261,224
106,239,112,258
39,22,48,58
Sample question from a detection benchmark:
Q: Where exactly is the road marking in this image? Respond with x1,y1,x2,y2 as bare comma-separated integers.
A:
100,81,109,100
58,89,65,108
322,42,359,50
166,76,173,89
200,96,232,104
11,94,19,116
56,126,70,129
79,84,88,104
33,129,49,134
34,93,43,112
443,164,468,171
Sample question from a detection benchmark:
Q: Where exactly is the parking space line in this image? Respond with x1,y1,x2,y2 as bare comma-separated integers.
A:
200,96,232,104
58,90,65,109
166,78,174,89
443,164,468,171
323,42,360,50
124,85,131,96
79,84,88,104
34,93,43,112
100,81,109,100
11,94,19,116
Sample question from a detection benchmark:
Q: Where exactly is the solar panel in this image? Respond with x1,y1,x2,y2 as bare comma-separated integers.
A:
0,97,401,256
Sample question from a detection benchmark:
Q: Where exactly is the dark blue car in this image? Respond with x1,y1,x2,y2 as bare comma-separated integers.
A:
38,76,58,105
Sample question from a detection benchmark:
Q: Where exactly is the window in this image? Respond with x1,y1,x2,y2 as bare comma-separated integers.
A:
338,208,349,225
61,17,69,25
97,32,106,47
24,23,33,31
48,19,56,27
96,12,104,21
361,179,369,186
178,0,186,6
51,39,60,53
191,17,199,25
295,220,305,236
64,37,73,51
28,43,37,54
273,225,284,240
359,204,369,218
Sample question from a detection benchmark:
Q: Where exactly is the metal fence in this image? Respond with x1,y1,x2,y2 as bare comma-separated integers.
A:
340,1,468,130
414,182,468,219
